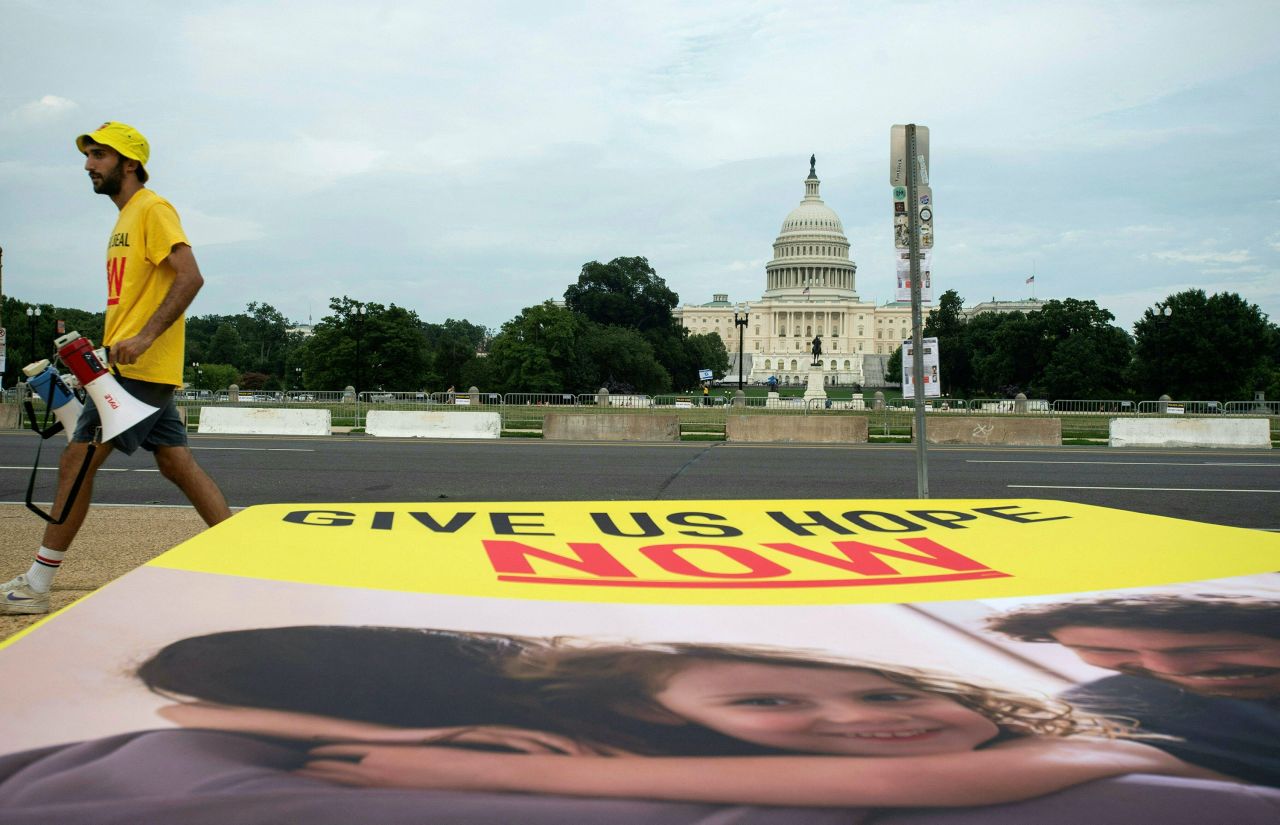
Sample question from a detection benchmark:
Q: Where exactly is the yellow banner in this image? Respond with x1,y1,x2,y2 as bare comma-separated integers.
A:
149,499,1280,605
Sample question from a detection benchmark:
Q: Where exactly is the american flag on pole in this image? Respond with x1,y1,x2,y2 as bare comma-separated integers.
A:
1025,275,1035,284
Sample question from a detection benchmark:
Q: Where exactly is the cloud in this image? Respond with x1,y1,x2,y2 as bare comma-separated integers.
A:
1151,249,1253,265
181,209,267,246
9,95,78,125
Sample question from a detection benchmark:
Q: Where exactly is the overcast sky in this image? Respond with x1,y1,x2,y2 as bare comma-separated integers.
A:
2,0,1277,333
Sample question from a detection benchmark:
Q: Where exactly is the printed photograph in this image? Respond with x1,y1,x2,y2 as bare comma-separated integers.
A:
1,567,1276,824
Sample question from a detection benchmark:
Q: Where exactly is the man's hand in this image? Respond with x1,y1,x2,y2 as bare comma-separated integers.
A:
109,333,156,367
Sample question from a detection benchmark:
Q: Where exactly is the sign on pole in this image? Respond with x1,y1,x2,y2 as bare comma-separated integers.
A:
890,125,930,187
893,123,932,497
895,249,933,303
902,336,942,398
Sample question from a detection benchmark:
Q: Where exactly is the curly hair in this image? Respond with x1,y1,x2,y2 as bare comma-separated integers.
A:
986,594,1280,643
508,640,1133,752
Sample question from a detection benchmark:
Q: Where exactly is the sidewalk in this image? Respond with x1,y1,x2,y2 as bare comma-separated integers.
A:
1,504,208,641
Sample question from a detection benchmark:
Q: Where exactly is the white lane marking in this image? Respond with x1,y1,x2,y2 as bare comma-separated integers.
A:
0,466,154,472
192,447,315,452
971,460,1279,467
4,501,247,510
1009,484,1280,493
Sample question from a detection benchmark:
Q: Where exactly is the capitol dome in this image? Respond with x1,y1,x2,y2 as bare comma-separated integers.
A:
763,156,858,301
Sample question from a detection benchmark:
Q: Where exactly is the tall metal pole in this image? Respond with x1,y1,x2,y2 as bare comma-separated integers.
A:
1,245,6,391
906,125,929,498
354,303,365,395
735,310,748,390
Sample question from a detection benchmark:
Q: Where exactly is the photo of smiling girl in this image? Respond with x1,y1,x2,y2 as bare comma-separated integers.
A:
295,641,1233,807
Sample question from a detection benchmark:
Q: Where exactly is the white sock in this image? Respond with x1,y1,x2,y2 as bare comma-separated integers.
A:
25,546,66,593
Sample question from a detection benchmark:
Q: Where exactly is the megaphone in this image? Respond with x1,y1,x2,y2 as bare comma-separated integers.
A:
54,331,158,443
23,360,84,442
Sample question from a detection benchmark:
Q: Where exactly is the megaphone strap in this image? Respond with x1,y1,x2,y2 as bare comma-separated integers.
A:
24,430,97,525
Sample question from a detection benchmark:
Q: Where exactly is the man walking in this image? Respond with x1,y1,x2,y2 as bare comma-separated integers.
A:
2,121,231,615
988,594,1280,785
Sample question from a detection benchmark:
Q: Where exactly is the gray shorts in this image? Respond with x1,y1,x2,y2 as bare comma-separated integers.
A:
72,375,187,456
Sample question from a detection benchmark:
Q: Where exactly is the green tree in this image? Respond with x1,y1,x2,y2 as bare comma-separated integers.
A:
562,255,714,391
184,362,238,391
422,318,489,391
885,342,903,389
1025,299,1132,398
298,297,429,391
564,257,678,332
205,323,245,366
237,301,291,376
485,302,585,393
458,354,495,392
924,290,972,396
682,331,730,390
971,311,1041,396
576,323,671,393
1038,326,1133,399
2,297,104,389
184,313,222,366
1132,290,1277,400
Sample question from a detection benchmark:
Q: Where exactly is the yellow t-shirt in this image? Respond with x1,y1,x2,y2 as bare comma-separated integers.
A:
103,188,189,386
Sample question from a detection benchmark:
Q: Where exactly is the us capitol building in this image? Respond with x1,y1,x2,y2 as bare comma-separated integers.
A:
674,158,1040,387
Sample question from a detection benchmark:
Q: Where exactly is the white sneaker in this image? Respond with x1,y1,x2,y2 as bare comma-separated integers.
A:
1,575,50,615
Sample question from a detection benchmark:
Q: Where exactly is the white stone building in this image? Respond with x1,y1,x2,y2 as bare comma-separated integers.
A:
676,160,1043,387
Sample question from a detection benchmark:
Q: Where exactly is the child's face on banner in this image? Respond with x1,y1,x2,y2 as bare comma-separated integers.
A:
1051,627,1280,699
652,661,1000,756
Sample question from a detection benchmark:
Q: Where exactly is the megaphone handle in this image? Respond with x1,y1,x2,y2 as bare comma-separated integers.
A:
23,399,67,440
25,435,96,526
104,345,123,378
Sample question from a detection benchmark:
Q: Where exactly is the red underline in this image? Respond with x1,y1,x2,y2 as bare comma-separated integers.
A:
496,569,1010,589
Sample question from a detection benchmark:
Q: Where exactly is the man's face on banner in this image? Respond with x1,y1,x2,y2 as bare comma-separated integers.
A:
1052,626,1280,699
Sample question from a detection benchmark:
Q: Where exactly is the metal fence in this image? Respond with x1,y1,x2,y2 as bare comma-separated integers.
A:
1225,400,1280,415
1136,400,1225,415
1051,400,1139,415
969,398,1052,413
4,384,1277,439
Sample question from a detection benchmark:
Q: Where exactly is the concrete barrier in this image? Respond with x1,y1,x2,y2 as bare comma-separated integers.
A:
1110,417,1271,449
197,407,330,436
918,416,1061,446
366,410,500,439
0,404,21,430
726,415,868,443
544,413,680,442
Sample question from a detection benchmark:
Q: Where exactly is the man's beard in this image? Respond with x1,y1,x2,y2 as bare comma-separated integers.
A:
92,161,125,196
1119,663,1280,696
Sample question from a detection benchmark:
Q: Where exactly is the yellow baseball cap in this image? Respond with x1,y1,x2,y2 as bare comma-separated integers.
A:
76,121,150,180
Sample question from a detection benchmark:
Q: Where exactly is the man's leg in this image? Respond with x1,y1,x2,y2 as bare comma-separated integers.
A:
2,440,114,614
41,440,116,551
153,445,231,526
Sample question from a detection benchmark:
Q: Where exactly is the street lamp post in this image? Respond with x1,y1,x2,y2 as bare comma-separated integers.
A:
353,303,367,395
294,366,302,392
1156,304,1172,398
26,306,42,358
734,309,749,390
191,361,202,391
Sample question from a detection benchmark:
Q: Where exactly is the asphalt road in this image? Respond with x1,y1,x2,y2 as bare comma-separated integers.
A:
1,432,1277,531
